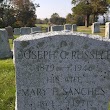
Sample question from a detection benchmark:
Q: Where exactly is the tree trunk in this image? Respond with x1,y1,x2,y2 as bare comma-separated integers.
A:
103,15,106,24
85,14,90,27
93,14,95,23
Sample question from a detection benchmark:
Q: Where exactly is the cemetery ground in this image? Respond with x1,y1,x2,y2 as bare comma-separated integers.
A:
36,24,105,37
0,25,108,110
77,25,105,37
0,59,15,110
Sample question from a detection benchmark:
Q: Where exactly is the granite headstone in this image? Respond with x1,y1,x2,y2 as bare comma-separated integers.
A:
5,26,14,40
14,28,21,35
72,24,77,31
20,27,31,35
31,27,42,33
0,29,12,59
14,31,110,110
64,24,72,31
51,25,64,31
92,22,100,33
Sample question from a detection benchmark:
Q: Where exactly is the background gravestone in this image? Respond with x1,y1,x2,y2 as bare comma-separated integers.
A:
105,22,110,39
20,27,31,35
92,22,100,33
47,26,51,32
14,32,110,110
64,24,72,31
45,27,48,32
31,27,42,33
5,26,14,40
51,25,64,31
14,28,21,35
0,29,12,59
72,24,77,31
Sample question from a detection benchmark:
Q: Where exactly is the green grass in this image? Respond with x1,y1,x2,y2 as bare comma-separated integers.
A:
0,35,18,110
0,59,15,110
9,35,20,49
36,24,48,28
36,24,49,32
77,25,105,37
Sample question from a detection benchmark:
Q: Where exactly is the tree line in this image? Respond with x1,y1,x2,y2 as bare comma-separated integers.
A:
37,13,66,25
71,0,110,27
0,0,110,28
0,0,36,28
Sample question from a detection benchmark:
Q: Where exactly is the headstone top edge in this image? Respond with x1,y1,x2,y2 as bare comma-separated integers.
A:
106,22,110,24
64,24,72,25
93,22,100,24
14,31,108,42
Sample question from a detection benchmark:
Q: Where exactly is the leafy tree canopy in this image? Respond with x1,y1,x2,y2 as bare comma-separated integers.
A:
51,13,60,18
72,0,109,26
0,0,3,3
66,13,73,24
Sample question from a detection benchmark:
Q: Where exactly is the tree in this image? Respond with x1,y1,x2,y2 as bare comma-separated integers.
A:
15,5,36,27
51,13,60,18
91,0,108,22
0,0,37,27
50,13,66,25
43,18,49,24
11,0,37,27
0,0,16,27
36,19,43,24
66,13,74,24
72,0,109,27
73,14,85,26
0,0,3,3
72,1,92,27
3,7,16,26
11,0,30,9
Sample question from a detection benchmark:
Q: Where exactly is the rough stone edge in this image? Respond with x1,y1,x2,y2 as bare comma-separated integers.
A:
14,31,109,42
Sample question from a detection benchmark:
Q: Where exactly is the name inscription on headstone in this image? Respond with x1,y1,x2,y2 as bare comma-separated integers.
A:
14,33,110,110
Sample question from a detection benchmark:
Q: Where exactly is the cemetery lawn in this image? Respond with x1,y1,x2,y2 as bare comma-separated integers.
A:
36,24,105,37
0,59,15,110
36,24,48,28
36,24,49,32
77,25,105,37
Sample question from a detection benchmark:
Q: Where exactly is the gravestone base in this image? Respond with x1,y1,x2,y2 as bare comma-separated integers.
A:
0,51,12,59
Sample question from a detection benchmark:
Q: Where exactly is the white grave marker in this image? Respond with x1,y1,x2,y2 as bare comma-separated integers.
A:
105,22,110,39
92,22,100,33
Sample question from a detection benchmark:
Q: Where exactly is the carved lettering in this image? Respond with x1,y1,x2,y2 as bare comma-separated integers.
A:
17,49,110,60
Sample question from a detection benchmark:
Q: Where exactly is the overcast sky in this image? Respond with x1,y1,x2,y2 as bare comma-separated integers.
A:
32,0,73,19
